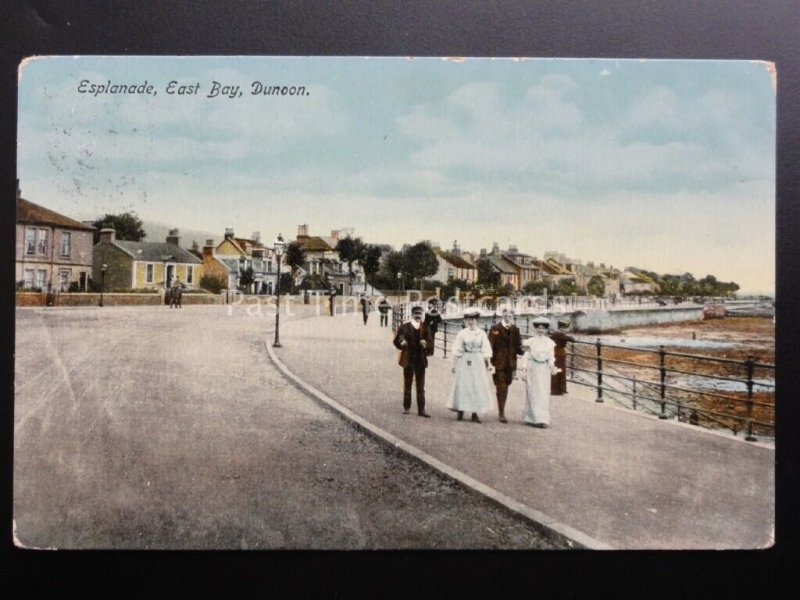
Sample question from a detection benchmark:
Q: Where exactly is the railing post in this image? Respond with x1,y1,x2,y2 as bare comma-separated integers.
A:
744,355,757,442
568,340,575,382
658,345,668,419
632,376,637,411
595,338,604,403
443,322,448,359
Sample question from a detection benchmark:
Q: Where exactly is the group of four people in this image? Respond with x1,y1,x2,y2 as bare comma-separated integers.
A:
393,305,570,428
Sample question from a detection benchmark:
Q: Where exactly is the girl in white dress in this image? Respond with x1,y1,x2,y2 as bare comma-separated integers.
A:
447,309,495,423
521,316,561,428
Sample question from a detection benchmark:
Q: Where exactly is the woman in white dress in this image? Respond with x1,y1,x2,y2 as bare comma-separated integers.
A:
521,316,561,428
447,309,495,423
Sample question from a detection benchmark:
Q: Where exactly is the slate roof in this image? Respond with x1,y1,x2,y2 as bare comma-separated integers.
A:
483,255,517,275
299,236,337,252
17,197,96,231
113,240,202,264
435,249,476,270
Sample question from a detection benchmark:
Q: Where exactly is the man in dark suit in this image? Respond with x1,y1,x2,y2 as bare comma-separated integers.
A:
550,318,575,395
393,304,433,417
423,298,442,356
488,308,524,423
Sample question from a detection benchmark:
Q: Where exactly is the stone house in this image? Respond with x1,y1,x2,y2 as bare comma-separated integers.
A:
16,187,95,292
210,229,280,294
294,224,364,294
429,246,478,284
479,245,519,289
500,244,542,290
92,228,202,291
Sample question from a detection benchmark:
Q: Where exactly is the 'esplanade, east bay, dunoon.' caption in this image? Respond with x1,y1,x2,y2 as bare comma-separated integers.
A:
77,79,310,99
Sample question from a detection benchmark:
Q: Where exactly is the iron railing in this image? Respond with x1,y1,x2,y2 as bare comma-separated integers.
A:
434,319,774,441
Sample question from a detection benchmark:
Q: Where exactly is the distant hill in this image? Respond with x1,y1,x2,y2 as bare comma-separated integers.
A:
142,221,219,250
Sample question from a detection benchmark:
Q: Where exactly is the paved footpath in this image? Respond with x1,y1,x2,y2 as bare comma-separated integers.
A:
274,310,775,549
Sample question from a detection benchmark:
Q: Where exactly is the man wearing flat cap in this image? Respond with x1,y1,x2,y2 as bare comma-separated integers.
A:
488,307,524,423
550,318,575,395
393,304,434,417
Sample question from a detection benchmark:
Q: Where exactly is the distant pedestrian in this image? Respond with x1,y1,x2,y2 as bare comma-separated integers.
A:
360,294,371,325
378,297,390,327
521,316,560,428
393,304,433,417
424,299,442,356
550,318,575,395
170,278,184,309
488,308,525,423
447,308,494,423
328,287,337,316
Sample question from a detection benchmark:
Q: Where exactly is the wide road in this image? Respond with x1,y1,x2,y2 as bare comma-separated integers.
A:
14,304,564,549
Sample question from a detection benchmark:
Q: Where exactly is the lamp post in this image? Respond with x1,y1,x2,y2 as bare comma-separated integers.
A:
99,263,107,307
397,271,402,294
273,234,285,348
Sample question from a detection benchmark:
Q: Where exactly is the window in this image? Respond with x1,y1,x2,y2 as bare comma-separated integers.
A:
186,265,193,284
60,232,71,257
146,264,154,283
38,229,48,255
24,269,34,288
25,228,36,255
60,270,70,291
36,270,47,290
447,268,454,279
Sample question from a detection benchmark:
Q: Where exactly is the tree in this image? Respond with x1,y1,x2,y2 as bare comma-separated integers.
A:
335,235,366,282
374,250,406,290
553,278,579,296
362,245,382,287
278,272,293,294
523,280,547,295
476,258,501,288
200,274,225,294
239,266,255,292
403,242,438,289
285,242,306,279
441,278,472,301
587,275,606,297
92,212,146,242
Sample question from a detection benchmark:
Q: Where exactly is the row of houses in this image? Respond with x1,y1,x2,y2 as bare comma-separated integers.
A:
15,184,658,296
426,242,639,296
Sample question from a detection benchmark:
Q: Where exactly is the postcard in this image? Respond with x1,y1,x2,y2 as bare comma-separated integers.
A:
14,56,775,550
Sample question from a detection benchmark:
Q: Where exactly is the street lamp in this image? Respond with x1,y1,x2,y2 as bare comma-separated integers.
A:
99,263,107,307
273,234,285,348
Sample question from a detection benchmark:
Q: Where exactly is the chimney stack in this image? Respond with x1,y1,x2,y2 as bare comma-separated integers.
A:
203,239,215,258
252,231,261,244
100,228,116,243
166,228,181,246
331,229,339,241
225,228,235,239
297,224,309,238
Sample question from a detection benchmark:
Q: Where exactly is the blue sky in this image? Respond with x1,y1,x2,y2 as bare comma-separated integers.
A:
18,56,775,293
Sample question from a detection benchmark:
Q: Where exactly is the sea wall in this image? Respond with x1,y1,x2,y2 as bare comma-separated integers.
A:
442,305,705,333
570,306,704,332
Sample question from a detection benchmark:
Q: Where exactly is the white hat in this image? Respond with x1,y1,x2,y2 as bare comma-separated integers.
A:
463,308,481,318
532,316,551,327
